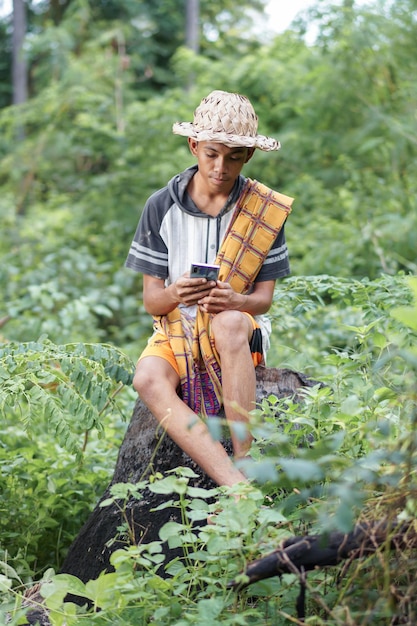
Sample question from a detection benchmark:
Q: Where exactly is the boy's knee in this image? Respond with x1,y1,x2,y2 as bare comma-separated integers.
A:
132,361,158,396
212,312,253,358
132,366,148,396
132,359,179,400
212,311,250,340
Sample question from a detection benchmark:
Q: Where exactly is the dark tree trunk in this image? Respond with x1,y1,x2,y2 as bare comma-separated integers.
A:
60,366,315,583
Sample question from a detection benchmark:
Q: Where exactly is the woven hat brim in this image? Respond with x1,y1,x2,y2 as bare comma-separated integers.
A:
172,122,281,152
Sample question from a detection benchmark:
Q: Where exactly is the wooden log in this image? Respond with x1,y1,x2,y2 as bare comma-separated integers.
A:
59,366,316,583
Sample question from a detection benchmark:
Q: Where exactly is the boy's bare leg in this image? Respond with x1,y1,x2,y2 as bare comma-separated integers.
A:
133,357,247,488
212,310,256,459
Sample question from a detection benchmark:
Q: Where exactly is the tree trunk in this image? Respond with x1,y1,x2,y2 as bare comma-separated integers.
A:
186,0,199,53
60,366,316,583
12,0,28,106
185,0,199,92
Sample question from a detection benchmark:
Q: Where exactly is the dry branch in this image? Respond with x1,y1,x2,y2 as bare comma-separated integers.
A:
0,314,11,328
228,518,415,590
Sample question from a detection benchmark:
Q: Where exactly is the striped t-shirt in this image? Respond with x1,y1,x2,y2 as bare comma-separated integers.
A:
125,165,290,287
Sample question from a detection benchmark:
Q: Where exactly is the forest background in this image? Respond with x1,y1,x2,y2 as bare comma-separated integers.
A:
1,0,417,624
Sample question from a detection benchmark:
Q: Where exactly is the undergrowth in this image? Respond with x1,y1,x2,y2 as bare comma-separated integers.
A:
1,274,416,624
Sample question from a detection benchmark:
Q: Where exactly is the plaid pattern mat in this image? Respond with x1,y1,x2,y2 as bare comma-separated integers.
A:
155,179,294,416
216,178,293,292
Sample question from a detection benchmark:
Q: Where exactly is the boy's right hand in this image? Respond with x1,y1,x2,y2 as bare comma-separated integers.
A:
174,274,217,307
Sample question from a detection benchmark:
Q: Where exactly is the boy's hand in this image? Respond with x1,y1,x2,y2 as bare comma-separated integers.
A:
173,275,218,307
197,280,245,314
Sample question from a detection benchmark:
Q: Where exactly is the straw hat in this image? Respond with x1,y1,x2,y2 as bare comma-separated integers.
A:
172,90,280,152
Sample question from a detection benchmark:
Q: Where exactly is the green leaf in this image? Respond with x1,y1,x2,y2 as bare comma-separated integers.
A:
159,521,186,542
197,597,225,620
0,574,12,592
0,560,22,582
149,475,188,495
187,486,218,499
279,458,323,482
206,416,223,442
84,572,120,609
391,277,417,331
42,574,87,606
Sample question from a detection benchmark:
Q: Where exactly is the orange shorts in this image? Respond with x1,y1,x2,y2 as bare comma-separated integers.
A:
138,313,263,375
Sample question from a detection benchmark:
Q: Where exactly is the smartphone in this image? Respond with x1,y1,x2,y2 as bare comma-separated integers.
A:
190,262,220,281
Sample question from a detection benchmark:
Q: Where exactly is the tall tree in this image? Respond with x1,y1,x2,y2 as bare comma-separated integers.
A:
12,0,27,105
186,0,199,53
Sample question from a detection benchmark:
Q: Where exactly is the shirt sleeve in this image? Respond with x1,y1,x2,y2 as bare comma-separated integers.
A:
124,192,169,280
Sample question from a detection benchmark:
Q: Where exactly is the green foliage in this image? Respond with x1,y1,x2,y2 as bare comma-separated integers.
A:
0,18,11,109
1,274,417,623
0,337,135,579
267,272,415,372
0,242,149,353
1,0,270,104
0,431,120,578
0,338,134,453
0,473,304,625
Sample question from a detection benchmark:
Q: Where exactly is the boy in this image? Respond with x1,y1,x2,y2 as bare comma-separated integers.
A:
125,90,293,489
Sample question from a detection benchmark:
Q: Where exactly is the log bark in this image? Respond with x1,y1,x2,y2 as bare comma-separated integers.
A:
59,366,316,583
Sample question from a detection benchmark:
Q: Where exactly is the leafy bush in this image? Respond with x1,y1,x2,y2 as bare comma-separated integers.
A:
0,339,135,581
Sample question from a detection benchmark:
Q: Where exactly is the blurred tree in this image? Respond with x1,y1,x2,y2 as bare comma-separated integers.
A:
0,0,268,105
186,0,199,53
12,0,28,105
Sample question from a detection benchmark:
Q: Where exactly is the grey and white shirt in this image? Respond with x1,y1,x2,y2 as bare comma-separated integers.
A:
125,166,290,352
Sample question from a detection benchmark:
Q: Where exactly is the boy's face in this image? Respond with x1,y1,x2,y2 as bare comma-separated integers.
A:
188,139,255,195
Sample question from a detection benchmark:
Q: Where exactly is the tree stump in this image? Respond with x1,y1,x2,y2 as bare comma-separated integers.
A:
59,366,316,583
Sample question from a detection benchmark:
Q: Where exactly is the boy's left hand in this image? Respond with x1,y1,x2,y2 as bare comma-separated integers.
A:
197,281,245,314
